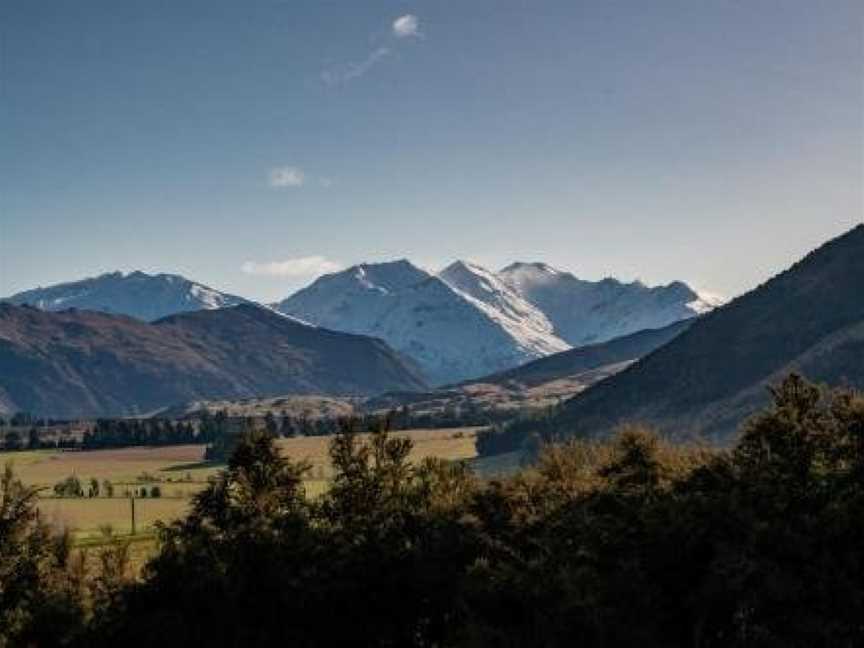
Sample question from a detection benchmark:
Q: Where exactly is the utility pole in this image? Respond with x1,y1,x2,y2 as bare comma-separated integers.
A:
130,494,136,535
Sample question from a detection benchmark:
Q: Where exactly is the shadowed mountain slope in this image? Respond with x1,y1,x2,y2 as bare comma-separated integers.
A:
0,303,426,418
555,225,864,441
364,319,693,416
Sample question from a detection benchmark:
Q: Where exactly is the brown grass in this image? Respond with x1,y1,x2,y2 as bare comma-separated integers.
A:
38,497,192,538
0,428,479,540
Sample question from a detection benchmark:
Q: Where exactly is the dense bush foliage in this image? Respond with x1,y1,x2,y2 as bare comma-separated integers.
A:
0,466,85,647
2,375,862,646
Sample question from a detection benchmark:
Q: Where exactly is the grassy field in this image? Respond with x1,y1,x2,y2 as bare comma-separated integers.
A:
0,428,479,541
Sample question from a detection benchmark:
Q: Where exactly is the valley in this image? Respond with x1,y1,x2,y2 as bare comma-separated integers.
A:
4,2,860,642
0,428,480,540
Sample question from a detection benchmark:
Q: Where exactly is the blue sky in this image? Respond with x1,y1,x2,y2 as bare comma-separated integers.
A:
2,0,861,302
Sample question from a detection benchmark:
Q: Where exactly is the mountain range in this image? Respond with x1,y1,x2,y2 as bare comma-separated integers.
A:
0,303,426,418
554,224,864,441
5,262,715,385
3,225,860,430
276,260,715,383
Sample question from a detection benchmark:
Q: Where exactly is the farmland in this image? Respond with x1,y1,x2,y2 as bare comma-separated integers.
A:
0,428,480,540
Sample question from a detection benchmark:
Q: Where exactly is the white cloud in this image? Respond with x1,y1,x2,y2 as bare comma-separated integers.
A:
241,256,342,278
269,166,305,188
321,47,390,86
392,14,420,38
318,177,334,188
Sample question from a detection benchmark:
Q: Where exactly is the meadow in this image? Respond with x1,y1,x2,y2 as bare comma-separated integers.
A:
0,428,479,540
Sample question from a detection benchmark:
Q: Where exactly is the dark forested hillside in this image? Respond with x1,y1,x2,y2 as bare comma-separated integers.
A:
553,225,864,441
0,304,427,418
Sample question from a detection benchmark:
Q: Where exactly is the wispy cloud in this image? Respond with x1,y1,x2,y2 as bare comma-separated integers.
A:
241,256,342,278
267,166,333,190
321,14,422,86
269,166,305,188
322,47,391,86
392,14,420,38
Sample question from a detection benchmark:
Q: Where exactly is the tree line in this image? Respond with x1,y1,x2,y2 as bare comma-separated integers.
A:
1,374,862,646
1,401,513,454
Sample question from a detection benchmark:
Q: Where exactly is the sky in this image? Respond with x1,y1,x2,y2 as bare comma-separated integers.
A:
1,0,862,303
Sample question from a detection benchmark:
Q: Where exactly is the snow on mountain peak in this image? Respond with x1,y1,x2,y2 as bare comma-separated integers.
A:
439,260,567,348
278,260,568,384
343,259,430,293
438,261,571,360
500,261,560,275
499,266,719,346
687,290,726,315
3,271,248,322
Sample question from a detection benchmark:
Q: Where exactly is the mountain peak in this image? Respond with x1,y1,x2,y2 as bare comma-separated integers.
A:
439,259,495,281
500,261,561,275
442,259,485,272
340,259,430,293
3,271,248,322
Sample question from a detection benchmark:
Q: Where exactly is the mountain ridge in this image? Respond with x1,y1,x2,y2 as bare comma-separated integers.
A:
5,259,719,386
554,224,864,441
0,303,427,418
4,271,249,322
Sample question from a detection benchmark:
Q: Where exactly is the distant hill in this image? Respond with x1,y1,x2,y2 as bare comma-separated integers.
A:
556,225,864,441
3,271,249,321
0,304,427,418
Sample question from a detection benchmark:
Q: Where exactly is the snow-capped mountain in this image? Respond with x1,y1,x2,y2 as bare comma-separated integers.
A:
7,260,719,387
438,261,570,356
499,262,721,346
276,260,568,384
3,271,249,322
277,259,720,384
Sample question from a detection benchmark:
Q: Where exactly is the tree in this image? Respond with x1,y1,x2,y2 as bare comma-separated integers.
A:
4,430,22,451
76,376,864,646
54,475,84,498
0,465,86,645
264,411,278,437
27,427,40,450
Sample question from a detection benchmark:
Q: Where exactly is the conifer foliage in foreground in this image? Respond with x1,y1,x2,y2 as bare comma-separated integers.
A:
1,374,863,647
